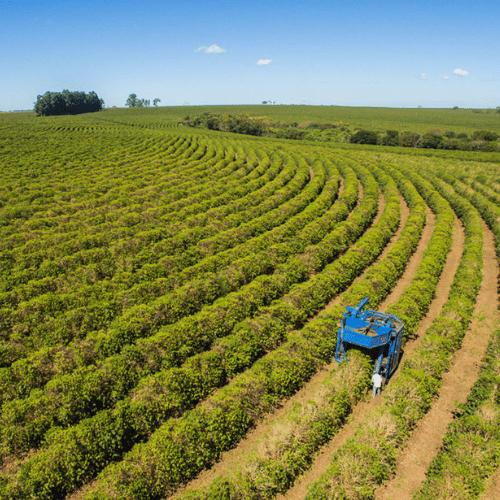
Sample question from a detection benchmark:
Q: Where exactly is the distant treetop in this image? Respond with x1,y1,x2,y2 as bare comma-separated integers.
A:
34,90,104,116
126,94,154,108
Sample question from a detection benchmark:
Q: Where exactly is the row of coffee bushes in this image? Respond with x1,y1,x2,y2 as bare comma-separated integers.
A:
0,140,261,289
0,126,154,201
1,161,386,498
1,140,169,238
410,168,500,498
384,167,454,335
170,162,454,500
0,139,246,304
0,148,290,357
0,142,238,296
438,171,500,255
66,160,424,500
0,144,257,364
0,160,360,455
3,135,248,262
0,155,345,400
0,158,336,452
414,329,500,499
172,351,374,500
456,172,500,203
0,135,224,290
174,157,346,284
2,148,262,364
0,150,309,390
0,147,304,368
305,168,483,499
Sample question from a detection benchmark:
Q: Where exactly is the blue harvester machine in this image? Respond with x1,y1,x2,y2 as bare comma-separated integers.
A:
335,298,404,378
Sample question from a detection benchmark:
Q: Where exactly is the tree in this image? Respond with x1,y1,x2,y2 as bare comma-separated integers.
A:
379,130,399,146
400,131,420,147
350,129,378,145
126,95,151,107
472,130,499,141
126,93,138,107
153,98,161,107
34,90,104,116
418,132,443,149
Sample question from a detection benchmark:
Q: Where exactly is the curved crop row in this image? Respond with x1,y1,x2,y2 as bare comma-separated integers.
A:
0,136,221,287
0,147,282,360
7,161,398,500
0,132,203,233
0,156,345,398
0,150,318,399
305,166,483,500
0,159,388,498
414,329,500,500
0,159,365,454
0,141,271,292
0,139,248,302
61,158,421,500
170,160,446,500
0,158,337,449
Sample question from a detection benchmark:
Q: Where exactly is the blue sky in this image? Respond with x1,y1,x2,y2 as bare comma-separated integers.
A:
1,0,499,110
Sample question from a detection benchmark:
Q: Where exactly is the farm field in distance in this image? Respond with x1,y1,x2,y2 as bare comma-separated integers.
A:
0,106,500,500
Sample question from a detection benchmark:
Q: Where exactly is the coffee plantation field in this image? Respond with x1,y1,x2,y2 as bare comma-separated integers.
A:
0,106,499,500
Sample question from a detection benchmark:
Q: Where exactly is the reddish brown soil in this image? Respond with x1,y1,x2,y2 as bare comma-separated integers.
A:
378,204,434,312
168,190,396,499
482,467,500,500
170,196,441,500
376,221,499,500
325,193,409,312
280,209,465,500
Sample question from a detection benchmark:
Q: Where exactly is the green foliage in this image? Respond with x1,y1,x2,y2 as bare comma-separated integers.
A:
179,108,498,153
349,129,378,145
305,165,485,500
378,130,399,146
416,332,500,499
471,130,499,141
34,90,104,116
2,107,500,500
418,131,443,149
126,94,151,108
400,131,421,147
125,93,137,107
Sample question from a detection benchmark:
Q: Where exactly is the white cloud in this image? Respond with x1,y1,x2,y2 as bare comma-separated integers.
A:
453,68,469,76
195,44,226,54
442,76,449,80
418,73,428,80
257,59,272,65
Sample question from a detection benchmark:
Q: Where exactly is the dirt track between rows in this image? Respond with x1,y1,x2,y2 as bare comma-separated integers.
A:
482,467,500,499
280,206,463,500
376,220,499,500
171,193,450,500
169,190,397,499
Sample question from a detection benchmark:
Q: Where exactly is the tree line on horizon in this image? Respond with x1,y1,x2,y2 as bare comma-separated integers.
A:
125,94,161,108
182,111,500,153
